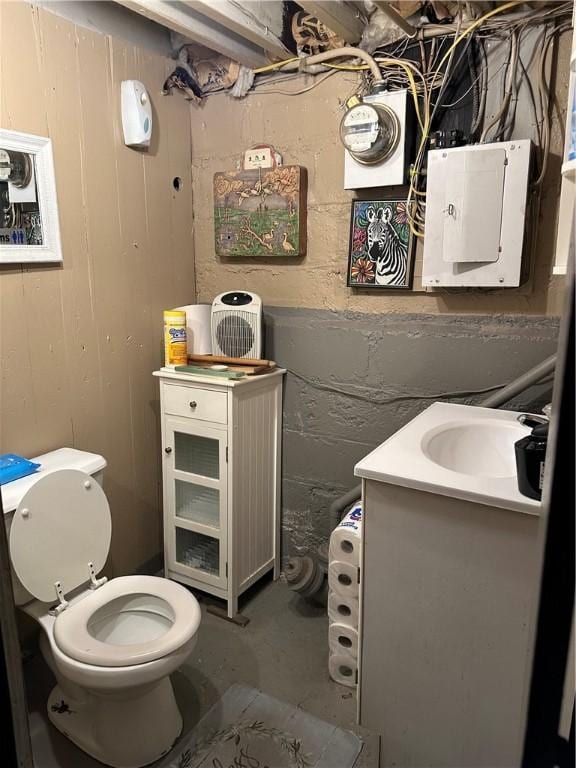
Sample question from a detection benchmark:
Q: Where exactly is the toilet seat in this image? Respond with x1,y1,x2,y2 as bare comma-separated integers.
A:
10,469,111,603
54,575,201,667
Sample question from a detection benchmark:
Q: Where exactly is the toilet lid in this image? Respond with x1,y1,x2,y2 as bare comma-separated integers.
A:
10,469,111,603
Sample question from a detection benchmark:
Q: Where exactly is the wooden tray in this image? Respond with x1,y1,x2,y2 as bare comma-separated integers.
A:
187,354,276,376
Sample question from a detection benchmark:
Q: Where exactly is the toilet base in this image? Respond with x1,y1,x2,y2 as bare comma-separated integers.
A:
47,677,183,768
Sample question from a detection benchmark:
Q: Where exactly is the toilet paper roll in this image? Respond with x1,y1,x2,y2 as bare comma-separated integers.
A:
329,622,359,659
175,304,212,355
328,652,357,688
328,591,359,628
328,560,359,599
329,502,363,567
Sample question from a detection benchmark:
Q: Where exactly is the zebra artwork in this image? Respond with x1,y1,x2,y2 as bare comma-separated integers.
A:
348,200,414,289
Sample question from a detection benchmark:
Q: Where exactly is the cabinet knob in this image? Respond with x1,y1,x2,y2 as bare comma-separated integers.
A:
189,401,197,409
164,447,172,454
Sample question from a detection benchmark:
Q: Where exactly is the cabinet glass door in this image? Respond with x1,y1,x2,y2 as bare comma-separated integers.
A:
164,417,227,589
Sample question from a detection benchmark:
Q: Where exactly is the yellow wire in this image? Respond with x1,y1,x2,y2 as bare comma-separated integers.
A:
433,0,523,75
253,57,300,74
406,0,523,238
321,60,427,134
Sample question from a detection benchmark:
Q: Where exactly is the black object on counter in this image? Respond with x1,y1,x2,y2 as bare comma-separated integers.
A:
515,421,549,501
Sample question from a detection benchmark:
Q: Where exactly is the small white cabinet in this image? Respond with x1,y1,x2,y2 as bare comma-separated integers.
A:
154,368,284,617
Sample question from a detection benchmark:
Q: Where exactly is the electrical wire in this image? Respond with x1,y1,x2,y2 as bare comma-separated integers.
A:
253,71,337,96
438,62,502,109
480,29,519,142
531,21,572,187
287,368,522,407
470,38,488,136
467,40,480,127
244,0,570,224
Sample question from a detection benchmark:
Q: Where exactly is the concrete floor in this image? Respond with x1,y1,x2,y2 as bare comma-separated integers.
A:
25,577,379,768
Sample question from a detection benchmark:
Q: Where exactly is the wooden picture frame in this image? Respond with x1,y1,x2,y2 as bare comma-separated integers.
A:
0,130,62,264
213,165,307,257
347,198,415,289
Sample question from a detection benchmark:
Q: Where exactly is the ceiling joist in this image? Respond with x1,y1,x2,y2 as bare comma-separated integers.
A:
372,1,417,38
298,1,366,45
115,0,271,67
183,1,291,62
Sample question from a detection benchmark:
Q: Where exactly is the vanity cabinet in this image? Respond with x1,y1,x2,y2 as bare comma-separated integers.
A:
354,403,541,768
154,369,284,617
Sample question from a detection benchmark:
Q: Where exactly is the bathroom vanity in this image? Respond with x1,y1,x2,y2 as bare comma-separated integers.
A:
355,403,541,768
154,368,285,617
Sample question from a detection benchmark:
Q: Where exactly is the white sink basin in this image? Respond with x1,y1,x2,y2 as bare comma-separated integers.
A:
422,419,529,479
355,402,540,514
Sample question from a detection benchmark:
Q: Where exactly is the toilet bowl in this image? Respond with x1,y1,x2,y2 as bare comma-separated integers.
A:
3,449,201,768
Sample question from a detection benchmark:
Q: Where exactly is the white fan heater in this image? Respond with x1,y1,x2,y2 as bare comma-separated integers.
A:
211,291,262,359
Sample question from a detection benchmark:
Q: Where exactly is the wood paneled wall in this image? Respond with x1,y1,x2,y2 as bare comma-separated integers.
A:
0,3,195,575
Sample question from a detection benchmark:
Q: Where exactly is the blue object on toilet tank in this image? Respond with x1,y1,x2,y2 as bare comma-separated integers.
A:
0,454,41,485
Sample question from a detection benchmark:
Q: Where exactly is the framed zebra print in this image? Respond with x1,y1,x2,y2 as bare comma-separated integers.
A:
347,199,415,289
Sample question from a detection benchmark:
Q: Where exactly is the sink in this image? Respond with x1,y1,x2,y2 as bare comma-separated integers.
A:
421,419,529,478
355,402,540,514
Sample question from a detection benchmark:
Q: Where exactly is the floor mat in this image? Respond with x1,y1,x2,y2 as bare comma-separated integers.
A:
160,683,363,768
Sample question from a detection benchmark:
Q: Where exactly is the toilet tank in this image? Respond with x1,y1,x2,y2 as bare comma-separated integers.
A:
1,448,107,605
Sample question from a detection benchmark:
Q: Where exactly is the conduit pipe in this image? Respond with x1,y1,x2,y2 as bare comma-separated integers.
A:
480,355,556,408
329,483,362,532
282,47,383,82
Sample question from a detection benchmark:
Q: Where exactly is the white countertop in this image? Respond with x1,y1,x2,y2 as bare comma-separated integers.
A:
153,367,286,388
355,402,541,516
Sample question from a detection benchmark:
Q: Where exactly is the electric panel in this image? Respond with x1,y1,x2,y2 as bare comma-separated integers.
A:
422,140,531,287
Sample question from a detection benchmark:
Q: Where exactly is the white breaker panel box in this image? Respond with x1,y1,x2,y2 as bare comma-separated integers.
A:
422,140,531,287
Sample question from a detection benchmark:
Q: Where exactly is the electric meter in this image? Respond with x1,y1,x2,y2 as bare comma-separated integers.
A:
340,95,400,165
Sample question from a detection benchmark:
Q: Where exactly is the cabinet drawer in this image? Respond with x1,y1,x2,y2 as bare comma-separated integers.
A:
163,384,227,424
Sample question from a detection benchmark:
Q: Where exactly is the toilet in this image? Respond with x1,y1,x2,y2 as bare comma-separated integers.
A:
2,447,201,768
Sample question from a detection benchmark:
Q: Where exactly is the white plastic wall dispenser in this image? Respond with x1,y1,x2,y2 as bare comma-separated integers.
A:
121,80,152,148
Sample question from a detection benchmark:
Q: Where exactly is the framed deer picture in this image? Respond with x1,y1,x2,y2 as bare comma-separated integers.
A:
347,198,415,289
213,166,307,257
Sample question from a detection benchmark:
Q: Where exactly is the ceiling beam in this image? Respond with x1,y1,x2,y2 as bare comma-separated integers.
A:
184,1,291,61
115,0,270,67
298,1,366,45
372,1,417,38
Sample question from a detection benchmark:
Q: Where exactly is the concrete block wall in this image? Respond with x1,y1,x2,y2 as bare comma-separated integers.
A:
264,308,559,558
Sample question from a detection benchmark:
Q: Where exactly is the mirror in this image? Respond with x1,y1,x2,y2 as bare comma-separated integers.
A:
0,130,62,263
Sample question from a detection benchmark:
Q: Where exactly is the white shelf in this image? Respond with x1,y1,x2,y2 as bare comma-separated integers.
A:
562,158,576,177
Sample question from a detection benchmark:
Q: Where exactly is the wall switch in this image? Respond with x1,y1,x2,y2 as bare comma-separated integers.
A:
243,147,282,169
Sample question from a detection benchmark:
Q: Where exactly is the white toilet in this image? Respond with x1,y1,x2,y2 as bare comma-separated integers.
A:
3,447,201,768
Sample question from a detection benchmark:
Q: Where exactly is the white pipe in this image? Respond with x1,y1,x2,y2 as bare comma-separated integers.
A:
480,355,556,408
283,46,383,82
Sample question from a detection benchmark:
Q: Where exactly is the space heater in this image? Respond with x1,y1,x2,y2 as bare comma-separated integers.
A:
211,291,262,359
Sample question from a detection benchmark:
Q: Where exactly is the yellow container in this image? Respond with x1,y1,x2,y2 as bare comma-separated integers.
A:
163,310,187,366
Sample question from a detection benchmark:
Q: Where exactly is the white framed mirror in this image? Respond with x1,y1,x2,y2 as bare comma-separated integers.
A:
0,129,62,263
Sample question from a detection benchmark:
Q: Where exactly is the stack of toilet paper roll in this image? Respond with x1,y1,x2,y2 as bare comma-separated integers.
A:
328,502,362,688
